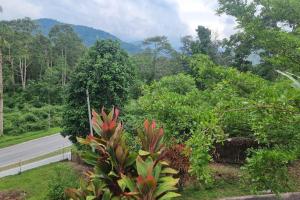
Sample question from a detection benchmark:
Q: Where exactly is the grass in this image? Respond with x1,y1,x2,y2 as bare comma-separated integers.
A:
0,127,61,148
178,163,250,200
1,161,298,200
0,162,78,200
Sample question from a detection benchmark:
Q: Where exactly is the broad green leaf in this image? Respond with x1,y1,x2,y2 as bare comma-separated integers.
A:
161,167,178,174
139,150,150,156
159,192,181,200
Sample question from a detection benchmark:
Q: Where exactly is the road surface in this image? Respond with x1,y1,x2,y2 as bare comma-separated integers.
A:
0,152,71,178
0,133,72,168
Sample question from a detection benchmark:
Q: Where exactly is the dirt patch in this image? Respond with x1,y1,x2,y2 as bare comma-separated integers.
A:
0,190,26,200
210,162,241,181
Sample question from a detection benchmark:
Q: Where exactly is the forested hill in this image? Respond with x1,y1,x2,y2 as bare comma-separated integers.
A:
35,18,141,53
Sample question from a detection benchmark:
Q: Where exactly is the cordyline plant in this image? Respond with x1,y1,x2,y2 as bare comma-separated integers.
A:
65,107,180,200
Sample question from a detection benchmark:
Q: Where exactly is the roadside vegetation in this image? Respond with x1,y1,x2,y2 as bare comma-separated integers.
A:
0,0,300,199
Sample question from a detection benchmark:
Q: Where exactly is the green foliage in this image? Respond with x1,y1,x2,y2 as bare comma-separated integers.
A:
4,104,62,135
242,149,297,194
47,164,79,200
125,55,300,190
133,36,186,83
217,0,300,79
186,130,213,187
62,40,135,142
66,108,180,199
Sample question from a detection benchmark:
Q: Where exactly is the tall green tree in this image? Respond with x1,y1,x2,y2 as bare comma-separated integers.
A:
62,40,135,142
180,26,225,65
217,0,300,79
49,24,85,85
0,9,4,136
133,36,184,83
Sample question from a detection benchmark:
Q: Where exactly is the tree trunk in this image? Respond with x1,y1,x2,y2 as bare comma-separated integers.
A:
19,57,28,90
0,49,3,136
8,46,15,88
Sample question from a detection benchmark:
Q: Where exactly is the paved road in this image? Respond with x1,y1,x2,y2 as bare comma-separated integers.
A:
0,152,71,178
0,133,72,168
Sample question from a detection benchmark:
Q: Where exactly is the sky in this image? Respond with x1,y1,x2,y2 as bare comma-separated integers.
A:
0,0,237,45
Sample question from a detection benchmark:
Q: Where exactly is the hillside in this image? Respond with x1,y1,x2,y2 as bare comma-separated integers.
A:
35,18,141,53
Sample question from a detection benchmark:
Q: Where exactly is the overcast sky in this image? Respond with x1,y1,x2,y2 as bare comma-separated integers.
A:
0,0,236,45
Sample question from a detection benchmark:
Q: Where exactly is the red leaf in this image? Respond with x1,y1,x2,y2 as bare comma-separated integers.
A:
137,175,144,185
151,121,156,129
114,108,120,119
144,119,149,133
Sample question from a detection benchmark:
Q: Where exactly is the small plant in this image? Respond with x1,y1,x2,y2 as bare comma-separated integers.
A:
65,108,180,199
241,149,297,194
186,131,214,188
47,164,79,200
164,144,190,190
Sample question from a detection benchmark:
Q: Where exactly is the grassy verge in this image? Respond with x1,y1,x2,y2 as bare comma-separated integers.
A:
179,163,250,200
0,146,71,172
0,127,61,148
0,162,78,200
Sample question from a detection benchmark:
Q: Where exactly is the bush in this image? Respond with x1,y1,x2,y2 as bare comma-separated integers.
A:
241,149,297,194
186,130,214,187
164,144,190,190
123,74,216,142
47,164,79,200
4,105,62,135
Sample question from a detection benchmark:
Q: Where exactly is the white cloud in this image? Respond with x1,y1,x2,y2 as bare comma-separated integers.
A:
174,0,236,39
0,0,236,45
0,0,42,20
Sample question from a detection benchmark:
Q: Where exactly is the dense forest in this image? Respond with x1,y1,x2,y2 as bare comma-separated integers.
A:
0,0,300,198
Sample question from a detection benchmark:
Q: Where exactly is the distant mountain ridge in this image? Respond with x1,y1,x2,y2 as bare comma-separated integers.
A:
35,18,141,53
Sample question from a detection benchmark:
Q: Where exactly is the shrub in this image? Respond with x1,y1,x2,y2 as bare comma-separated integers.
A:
66,108,180,199
4,105,62,135
123,74,216,142
241,149,297,194
164,144,190,190
186,130,214,187
47,164,79,200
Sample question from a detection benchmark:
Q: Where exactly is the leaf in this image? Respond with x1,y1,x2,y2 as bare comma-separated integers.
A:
139,150,150,156
119,175,136,192
154,182,178,198
159,177,179,186
101,190,111,200
87,196,96,200
161,167,178,174
136,156,148,177
159,192,181,200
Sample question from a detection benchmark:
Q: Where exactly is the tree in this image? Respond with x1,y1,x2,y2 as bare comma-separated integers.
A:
49,24,85,85
2,18,38,90
62,40,135,142
0,10,6,136
133,36,185,83
180,26,224,65
217,0,300,79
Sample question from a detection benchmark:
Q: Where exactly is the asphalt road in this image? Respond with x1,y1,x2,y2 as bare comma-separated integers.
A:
0,152,71,178
0,133,72,168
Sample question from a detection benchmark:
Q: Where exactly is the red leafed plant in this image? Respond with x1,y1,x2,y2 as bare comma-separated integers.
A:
66,107,180,200
164,144,191,189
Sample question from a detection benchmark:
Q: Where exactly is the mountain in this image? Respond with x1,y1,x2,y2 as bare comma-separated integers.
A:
35,18,141,53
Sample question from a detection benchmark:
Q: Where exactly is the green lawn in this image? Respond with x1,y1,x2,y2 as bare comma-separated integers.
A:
178,163,250,200
179,180,249,200
0,162,77,200
0,127,61,148
3,161,298,200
